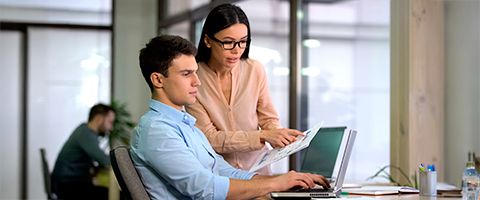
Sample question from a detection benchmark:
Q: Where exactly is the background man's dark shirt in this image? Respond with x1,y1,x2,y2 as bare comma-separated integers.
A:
52,123,110,183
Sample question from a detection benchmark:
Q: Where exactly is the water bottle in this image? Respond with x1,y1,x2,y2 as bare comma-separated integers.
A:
462,152,479,200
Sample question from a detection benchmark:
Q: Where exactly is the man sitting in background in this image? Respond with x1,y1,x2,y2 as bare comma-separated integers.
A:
52,103,115,200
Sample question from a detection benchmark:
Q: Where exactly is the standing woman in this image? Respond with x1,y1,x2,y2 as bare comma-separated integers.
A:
186,3,302,175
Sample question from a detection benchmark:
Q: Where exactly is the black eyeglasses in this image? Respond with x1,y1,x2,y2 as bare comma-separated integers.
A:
209,36,249,50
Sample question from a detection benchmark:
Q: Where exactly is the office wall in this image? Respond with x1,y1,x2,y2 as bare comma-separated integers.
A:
0,31,21,200
444,0,480,186
113,0,157,121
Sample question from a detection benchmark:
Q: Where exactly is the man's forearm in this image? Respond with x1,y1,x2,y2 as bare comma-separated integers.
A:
225,170,328,199
226,177,275,200
250,174,276,180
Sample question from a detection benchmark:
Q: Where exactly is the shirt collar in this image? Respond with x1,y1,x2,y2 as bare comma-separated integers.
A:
149,99,196,126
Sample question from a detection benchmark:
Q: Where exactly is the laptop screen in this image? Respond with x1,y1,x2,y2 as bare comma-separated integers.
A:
300,127,347,178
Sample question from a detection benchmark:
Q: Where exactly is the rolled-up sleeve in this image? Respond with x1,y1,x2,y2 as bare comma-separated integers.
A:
215,154,256,180
214,176,229,200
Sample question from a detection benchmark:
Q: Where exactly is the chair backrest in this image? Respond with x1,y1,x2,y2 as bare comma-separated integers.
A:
110,146,150,200
39,148,57,200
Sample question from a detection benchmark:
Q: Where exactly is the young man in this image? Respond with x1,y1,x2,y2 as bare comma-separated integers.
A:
131,35,329,200
52,103,115,200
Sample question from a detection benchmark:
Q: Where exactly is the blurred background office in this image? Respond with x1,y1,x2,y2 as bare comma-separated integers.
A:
0,0,478,199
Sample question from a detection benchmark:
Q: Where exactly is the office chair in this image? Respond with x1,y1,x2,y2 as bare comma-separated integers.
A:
110,146,150,200
40,148,58,200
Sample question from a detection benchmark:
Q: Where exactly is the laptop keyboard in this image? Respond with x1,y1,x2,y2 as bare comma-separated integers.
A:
289,187,332,193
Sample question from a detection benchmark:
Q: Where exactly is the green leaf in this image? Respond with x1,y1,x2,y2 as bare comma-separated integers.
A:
109,100,136,148
367,164,418,188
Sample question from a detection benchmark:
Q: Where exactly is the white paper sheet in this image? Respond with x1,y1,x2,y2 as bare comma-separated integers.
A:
249,122,323,172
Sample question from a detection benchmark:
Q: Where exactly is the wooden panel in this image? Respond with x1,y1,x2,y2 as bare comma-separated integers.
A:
409,0,444,181
391,0,411,184
391,0,444,184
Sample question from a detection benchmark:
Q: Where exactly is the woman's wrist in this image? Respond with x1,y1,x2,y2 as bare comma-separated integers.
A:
259,130,266,143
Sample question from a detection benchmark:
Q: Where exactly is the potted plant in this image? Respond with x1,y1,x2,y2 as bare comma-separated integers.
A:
368,165,418,189
109,100,136,148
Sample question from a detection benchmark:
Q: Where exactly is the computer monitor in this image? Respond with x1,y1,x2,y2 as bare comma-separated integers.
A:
270,127,357,199
300,127,347,178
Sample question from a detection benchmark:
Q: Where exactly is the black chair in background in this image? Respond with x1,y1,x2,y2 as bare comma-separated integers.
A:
110,146,150,200
40,148,58,200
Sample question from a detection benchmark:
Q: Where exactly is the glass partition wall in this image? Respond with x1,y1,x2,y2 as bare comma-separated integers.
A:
0,1,112,198
160,0,390,183
0,25,112,199
27,28,111,198
303,0,390,181
236,0,291,173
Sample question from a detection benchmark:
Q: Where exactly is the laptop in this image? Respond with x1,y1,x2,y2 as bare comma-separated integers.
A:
270,127,357,199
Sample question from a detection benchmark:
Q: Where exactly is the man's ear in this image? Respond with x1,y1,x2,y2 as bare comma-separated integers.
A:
150,72,164,88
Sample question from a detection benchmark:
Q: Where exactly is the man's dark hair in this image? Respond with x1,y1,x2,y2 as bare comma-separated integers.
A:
88,103,114,122
139,35,197,91
196,3,251,64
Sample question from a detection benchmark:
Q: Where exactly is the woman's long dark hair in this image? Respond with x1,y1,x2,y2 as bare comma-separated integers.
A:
196,4,251,64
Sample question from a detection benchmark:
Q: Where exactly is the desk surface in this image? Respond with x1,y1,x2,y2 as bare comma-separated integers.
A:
326,194,460,199
263,194,460,200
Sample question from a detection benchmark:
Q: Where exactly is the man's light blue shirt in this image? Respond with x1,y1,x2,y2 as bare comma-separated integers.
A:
130,99,255,200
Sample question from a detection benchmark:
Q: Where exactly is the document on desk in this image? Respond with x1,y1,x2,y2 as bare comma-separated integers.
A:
249,122,323,172
341,186,419,196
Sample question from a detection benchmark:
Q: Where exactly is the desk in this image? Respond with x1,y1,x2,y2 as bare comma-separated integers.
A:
337,183,461,199
263,194,460,200
92,168,121,200
93,168,110,188
336,194,460,199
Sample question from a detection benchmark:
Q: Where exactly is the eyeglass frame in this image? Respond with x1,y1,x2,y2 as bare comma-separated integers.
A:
208,36,250,50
